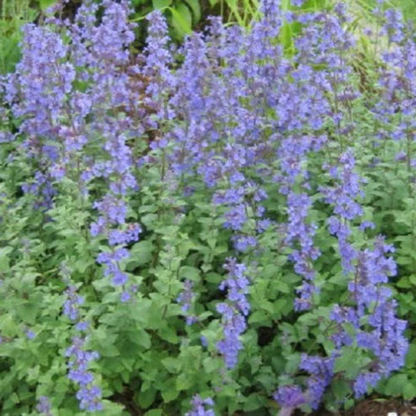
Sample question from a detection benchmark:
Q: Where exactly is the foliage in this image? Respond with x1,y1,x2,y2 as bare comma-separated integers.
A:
0,0,36,74
0,0,415,74
1,0,416,416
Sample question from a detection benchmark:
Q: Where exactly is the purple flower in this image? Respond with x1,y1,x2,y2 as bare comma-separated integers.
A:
61,275,102,411
142,11,176,123
26,329,36,340
300,354,335,409
63,286,85,322
66,336,102,411
285,191,320,310
232,235,258,252
353,372,381,398
360,221,375,231
216,258,250,368
200,336,208,347
185,395,215,416
321,151,364,274
75,322,89,332
120,291,131,303
177,280,198,325
320,151,364,221
330,237,407,398
36,396,53,416
274,385,305,408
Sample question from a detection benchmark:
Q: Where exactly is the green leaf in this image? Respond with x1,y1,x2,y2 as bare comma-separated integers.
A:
397,276,411,289
169,5,192,37
176,373,194,391
144,410,163,416
99,344,120,358
406,344,416,367
202,356,221,373
161,357,181,373
129,241,154,267
0,314,18,337
243,393,264,411
205,272,222,284
334,348,371,379
331,379,351,401
15,301,39,324
152,0,171,9
158,324,179,344
129,329,152,349
184,0,201,22
179,265,200,281
161,378,179,402
384,374,408,396
137,387,157,409
248,310,272,326
0,246,12,272
403,382,416,400
39,0,57,10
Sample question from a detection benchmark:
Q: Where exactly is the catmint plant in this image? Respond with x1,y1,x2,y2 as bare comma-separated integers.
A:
0,0,413,414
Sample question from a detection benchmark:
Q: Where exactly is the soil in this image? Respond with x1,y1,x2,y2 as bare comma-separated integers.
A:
344,399,416,416
295,399,416,416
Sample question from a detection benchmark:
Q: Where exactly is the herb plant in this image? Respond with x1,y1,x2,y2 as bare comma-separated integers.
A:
0,0,415,415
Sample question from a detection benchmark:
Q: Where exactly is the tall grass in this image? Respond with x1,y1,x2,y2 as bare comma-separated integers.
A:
0,0,37,74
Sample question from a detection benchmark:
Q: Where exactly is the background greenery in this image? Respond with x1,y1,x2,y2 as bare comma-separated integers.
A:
1,0,415,75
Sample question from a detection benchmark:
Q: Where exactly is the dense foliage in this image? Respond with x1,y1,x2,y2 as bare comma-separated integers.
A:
1,0,416,415
0,0,259,75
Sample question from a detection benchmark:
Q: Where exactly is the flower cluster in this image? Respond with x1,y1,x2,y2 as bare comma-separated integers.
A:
331,237,408,398
320,150,407,400
4,0,142,298
321,150,364,274
36,396,53,416
78,0,142,300
5,21,76,209
63,274,102,412
66,337,102,412
185,395,215,416
63,285,85,322
177,279,198,326
285,191,320,311
216,258,250,369
274,385,305,416
142,11,176,126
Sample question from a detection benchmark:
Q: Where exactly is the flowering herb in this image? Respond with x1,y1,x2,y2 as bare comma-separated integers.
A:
0,0,413,414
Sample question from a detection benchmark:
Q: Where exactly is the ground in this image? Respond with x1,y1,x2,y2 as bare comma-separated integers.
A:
298,399,416,416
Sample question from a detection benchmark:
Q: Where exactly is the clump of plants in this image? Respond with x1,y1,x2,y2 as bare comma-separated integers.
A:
0,0,415,415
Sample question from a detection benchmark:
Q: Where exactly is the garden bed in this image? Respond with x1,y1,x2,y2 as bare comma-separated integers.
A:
2,0,416,415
